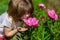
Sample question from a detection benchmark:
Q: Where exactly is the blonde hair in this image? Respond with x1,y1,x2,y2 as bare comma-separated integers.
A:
7,0,34,23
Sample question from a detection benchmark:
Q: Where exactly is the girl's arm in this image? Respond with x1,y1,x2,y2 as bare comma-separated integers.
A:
4,27,18,37
4,27,28,37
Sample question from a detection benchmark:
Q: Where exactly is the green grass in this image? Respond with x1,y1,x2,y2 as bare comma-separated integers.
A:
0,0,60,40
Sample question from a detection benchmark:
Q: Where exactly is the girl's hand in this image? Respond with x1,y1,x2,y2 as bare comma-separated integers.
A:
17,27,28,32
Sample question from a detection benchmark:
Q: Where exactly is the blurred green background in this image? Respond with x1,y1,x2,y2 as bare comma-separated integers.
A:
0,0,60,40
0,0,9,14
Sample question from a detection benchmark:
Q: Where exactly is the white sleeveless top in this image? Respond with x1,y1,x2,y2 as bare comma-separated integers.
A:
0,12,22,38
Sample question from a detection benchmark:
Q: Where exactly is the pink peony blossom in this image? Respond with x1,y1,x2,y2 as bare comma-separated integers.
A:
41,18,45,21
24,17,39,27
38,4,46,9
47,9,58,21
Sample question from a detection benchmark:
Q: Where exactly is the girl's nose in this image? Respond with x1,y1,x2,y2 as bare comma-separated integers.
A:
26,15,29,17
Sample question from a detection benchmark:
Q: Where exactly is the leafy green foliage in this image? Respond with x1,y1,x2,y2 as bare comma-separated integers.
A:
0,0,60,40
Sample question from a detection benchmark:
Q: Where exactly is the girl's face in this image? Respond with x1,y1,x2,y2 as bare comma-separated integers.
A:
20,12,30,21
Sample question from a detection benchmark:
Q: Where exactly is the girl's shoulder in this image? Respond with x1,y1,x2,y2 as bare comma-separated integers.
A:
2,12,12,28
2,12,12,23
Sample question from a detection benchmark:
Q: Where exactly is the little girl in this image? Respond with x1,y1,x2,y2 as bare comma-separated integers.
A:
0,0,34,40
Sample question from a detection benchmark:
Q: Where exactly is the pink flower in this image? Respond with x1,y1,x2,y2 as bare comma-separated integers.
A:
24,18,32,27
47,9,58,21
31,18,39,27
24,17,39,27
41,18,45,21
38,4,46,9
